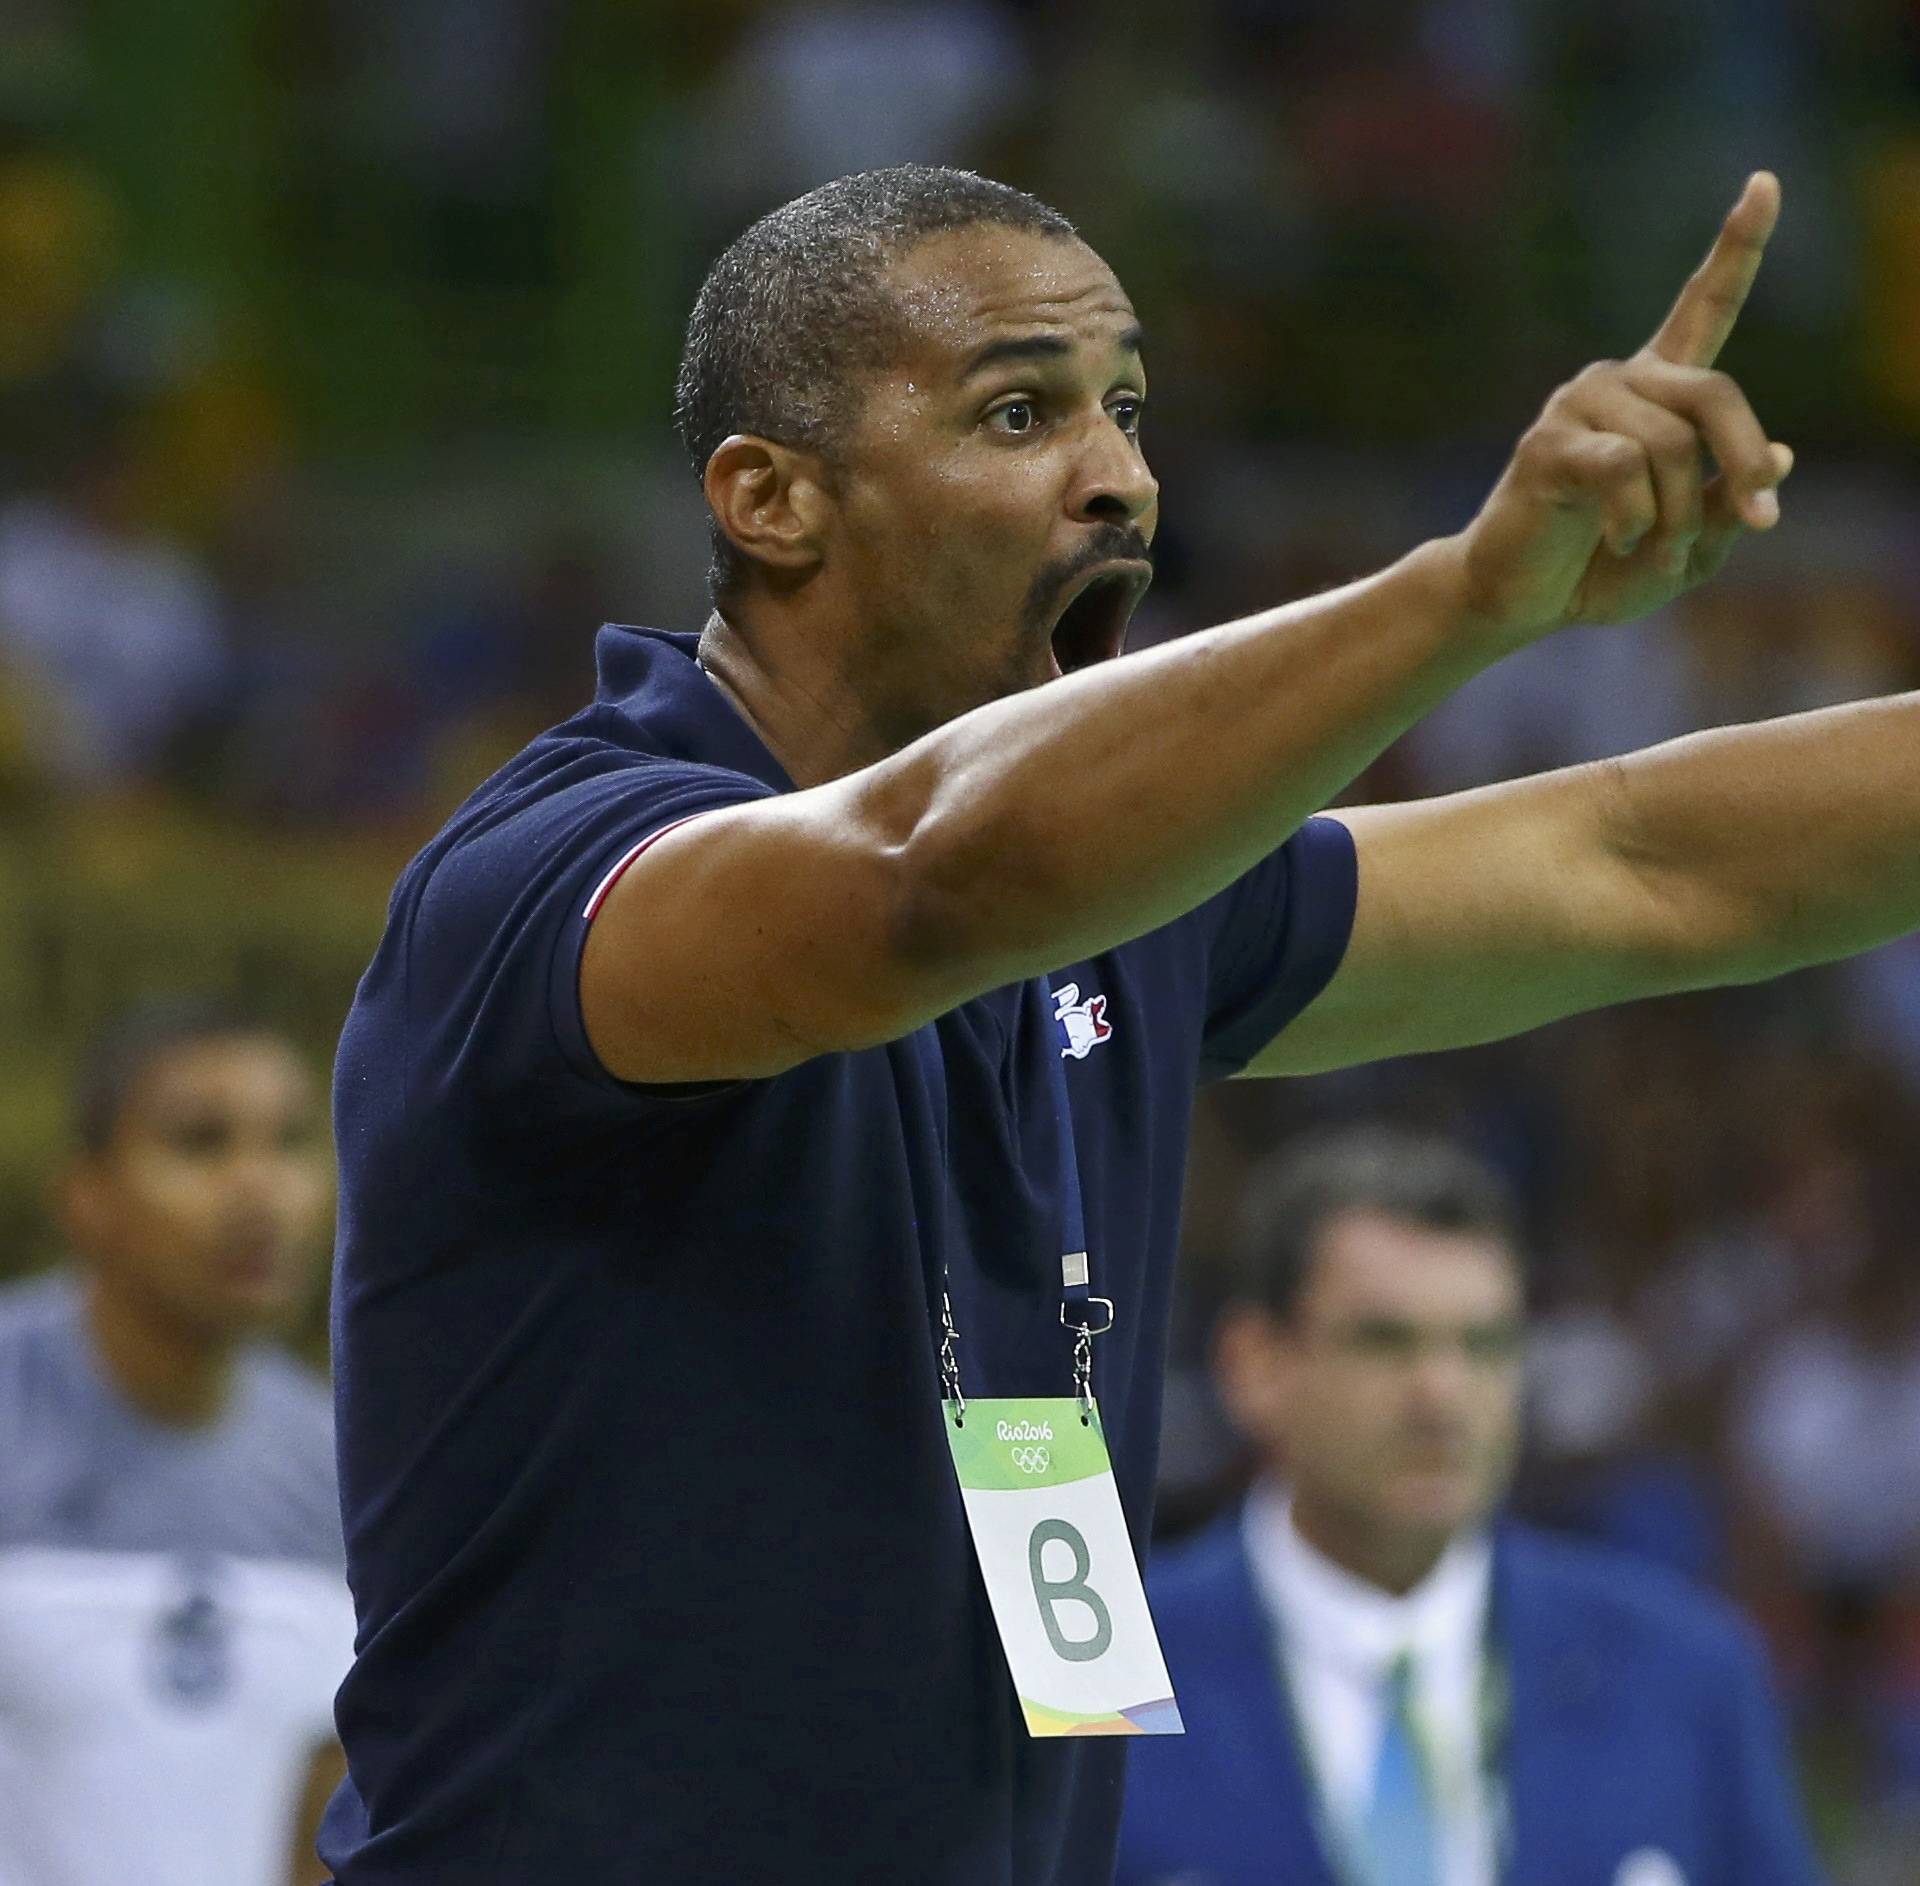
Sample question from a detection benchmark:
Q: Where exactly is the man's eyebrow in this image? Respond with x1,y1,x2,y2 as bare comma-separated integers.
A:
959,324,1146,382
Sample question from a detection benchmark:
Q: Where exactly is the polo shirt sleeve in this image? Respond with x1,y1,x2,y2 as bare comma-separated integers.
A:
1191,813,1358,1082
407,753,775,1100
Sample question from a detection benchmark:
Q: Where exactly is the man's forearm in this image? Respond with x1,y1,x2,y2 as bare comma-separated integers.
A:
1608,692,1920,983
868,537,1489,987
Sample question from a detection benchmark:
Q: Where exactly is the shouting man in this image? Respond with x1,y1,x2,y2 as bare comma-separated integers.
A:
325,166,1903,1885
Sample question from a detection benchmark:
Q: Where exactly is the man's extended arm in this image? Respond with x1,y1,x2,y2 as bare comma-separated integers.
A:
584,177,1791,1084
1246,695,1920,1076
586,545,1491,1079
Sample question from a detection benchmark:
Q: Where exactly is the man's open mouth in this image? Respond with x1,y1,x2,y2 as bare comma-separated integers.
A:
1047,561,1153,675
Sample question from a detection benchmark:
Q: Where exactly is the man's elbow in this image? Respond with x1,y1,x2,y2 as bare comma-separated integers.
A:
1591,756,1831,992
1620,868,1813,994
887,792,1065,987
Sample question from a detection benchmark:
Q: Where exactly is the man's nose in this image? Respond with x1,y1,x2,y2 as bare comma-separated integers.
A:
1407,1338,1474,1405
1068,422,1157,527
225,1145,294,1208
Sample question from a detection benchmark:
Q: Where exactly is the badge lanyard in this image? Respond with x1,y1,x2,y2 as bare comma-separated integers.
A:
924,979,1183,1739
936,978,1112,1422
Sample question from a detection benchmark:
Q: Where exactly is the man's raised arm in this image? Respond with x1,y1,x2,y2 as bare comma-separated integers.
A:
584,177,1793,1085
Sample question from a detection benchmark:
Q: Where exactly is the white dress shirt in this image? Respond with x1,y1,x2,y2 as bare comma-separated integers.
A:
1242,1482,1500,1886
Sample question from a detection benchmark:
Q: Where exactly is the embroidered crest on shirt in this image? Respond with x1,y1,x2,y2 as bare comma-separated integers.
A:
1052,982,1113,1060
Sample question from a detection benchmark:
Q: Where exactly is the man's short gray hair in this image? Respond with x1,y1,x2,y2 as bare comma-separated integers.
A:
674,165,1077,602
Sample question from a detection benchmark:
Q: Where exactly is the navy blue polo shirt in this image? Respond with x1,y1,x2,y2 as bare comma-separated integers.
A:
323,625,1357,1886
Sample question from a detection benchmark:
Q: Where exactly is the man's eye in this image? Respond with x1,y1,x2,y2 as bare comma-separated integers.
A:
1109,397,1144,436
987,400,1036,435
1343,1321,1421,1361
164,1121,230,1159
1464,1325,1523,1365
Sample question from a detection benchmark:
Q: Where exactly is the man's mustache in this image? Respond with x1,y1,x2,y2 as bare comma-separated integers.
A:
1020,526,1155,635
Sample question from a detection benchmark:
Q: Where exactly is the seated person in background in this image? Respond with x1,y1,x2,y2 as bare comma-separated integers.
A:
1116,1126,1821,1886
0,996,351,1886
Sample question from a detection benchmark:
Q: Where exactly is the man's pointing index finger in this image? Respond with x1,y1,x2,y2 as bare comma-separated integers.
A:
1646,171,1780,369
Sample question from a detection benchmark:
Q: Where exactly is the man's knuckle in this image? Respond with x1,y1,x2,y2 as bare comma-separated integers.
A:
1655,456,1703,505
1594,435,1643,478
1540,382,1582,423
1654,421,1703,470
1513,426,1562,478
1705,374,1758,425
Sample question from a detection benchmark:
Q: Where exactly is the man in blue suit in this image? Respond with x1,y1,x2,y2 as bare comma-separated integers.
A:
1117,1126,1822,1886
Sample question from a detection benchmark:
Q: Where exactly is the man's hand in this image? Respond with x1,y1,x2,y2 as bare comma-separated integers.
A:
1453,171,1794,646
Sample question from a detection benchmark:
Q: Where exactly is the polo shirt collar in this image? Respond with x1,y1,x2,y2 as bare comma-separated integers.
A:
592,623,796,795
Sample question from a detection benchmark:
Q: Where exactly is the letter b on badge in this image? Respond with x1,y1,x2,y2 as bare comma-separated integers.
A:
1028,1518,1113,1662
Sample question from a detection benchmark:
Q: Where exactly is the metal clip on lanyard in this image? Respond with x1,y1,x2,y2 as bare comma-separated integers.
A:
939,1286,967,1421
938,978,1111,1425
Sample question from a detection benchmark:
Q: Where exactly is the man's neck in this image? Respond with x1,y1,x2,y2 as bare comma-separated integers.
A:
1287,1486,1454,1599
84,1276,236,1427
697,611,901,789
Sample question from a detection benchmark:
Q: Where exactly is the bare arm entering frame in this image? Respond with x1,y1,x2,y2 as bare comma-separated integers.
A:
1246,694,1920,1078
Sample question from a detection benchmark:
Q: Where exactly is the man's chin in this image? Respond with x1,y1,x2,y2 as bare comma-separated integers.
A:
192,1279,306,1340
978,644,1061,703
1383,1470,1494,1533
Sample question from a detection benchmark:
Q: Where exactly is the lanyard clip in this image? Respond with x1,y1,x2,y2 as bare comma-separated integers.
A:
1061,1266,1113,1418
939,1288,966,1422
1058,1296,1114,1337
1060,1249,1112,1336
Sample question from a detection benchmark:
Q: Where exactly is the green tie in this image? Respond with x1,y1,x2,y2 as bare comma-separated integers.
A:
1357,1652,1441,1886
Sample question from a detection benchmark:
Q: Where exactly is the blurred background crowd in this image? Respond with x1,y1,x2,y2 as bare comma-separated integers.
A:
2,0,1919,1876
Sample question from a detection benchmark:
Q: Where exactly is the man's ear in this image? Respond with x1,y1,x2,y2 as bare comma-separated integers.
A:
702,434,833,583
1212,1301,1298,1458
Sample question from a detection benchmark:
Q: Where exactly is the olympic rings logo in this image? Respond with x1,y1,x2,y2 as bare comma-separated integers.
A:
1011,1446,1051,1475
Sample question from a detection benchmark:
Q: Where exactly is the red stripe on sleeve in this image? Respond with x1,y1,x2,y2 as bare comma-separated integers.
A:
581,813,710,922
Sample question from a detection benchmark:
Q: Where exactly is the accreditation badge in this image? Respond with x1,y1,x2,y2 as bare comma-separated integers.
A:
945,1397,1183,1737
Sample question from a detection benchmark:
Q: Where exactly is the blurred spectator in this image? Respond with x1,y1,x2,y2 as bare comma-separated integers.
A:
1119,1126,1821,1886
1735,1241,1920,1761
0,129,119,404
1397,610,1696,792
0,389,227,787
1515,1288,1730,1587
0,997,350,1886
695,0,1033,216
317,0,557,287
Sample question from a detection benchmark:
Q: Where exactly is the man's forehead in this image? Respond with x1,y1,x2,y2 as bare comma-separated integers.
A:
1311,1209,1522,1313
137,1038,311,1106
882,226,1141,371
